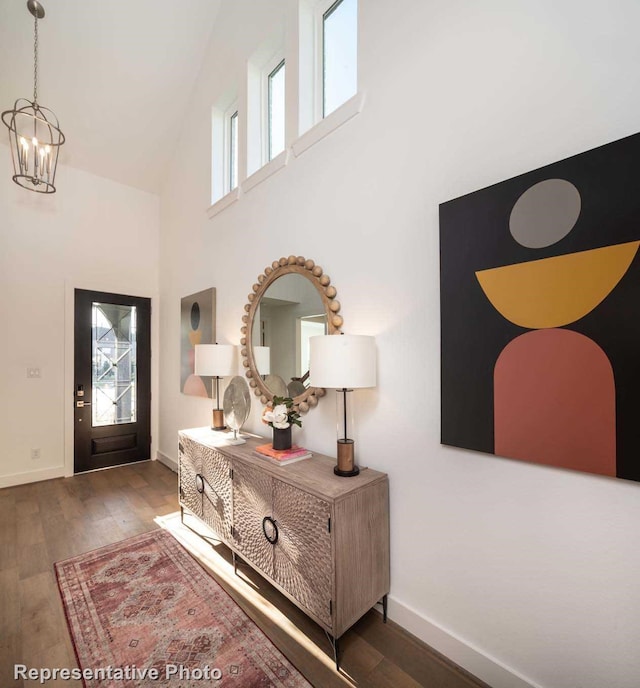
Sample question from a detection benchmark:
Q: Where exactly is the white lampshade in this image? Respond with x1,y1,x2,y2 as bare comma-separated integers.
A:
194,344,235,377
253,346,271,375
309,335,376,389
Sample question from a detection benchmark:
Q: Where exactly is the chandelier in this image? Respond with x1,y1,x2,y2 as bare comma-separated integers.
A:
2,0,65,194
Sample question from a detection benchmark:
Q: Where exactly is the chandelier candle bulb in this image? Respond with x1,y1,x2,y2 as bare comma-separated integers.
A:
19,138,26,169
32,138,38,176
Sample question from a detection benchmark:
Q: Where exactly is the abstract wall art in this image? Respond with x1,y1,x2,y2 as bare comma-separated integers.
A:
180,288,216,397
440,132,640,483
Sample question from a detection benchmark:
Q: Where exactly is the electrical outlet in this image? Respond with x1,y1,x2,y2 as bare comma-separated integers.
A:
27,368,41,378
31,448,41,460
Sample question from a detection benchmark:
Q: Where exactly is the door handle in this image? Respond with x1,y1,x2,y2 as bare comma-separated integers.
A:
75,401,92,408
262,516,279,545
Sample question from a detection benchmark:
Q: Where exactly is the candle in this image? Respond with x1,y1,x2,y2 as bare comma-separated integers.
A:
32,138,39,175
20,137,28,172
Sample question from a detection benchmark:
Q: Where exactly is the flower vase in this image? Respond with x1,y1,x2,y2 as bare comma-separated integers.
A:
272,426,292,451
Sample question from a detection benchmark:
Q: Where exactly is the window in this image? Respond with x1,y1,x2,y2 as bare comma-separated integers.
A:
208,0,359,211
268,60,286,160
298,0,359,136
321,0,357,117
246,40,286,177
210,98,240,208
228,109,239,191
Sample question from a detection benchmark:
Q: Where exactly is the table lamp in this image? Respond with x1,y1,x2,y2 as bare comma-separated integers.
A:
194,344,236,430
309,334,376,476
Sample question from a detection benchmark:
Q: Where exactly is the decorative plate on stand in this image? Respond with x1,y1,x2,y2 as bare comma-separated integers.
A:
223,376,251,444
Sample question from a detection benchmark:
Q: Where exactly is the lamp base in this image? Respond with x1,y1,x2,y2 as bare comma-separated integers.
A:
334,465,360,477
212,409,226,431
334,439,359,477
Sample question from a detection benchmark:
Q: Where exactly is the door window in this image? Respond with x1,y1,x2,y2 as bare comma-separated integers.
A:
92,302,137,426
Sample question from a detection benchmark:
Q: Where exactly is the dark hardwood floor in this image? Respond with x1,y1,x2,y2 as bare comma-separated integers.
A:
0,460,489,688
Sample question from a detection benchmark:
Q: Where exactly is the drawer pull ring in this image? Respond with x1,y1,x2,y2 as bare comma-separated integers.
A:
262,516,279,545
195,473,205,494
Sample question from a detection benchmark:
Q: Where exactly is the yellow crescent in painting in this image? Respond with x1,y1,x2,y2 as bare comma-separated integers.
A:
476,241,640,329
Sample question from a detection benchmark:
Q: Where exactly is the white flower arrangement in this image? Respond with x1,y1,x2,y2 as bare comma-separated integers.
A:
262,396,302,430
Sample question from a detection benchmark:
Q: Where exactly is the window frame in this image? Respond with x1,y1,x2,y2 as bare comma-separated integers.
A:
312,0,358,122
211,98,240,208
226,106,239,193
266,58,286,163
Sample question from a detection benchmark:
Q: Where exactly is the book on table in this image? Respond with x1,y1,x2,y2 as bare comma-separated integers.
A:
255,443,312,465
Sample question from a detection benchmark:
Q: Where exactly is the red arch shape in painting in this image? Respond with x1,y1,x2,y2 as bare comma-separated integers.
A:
494,328,616,477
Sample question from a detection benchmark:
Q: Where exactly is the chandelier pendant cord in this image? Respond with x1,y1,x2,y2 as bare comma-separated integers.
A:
33,9,38,105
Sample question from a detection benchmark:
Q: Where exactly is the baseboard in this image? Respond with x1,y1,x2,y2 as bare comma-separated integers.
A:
0,465,66,489
387,597,544,688
156,450,177,473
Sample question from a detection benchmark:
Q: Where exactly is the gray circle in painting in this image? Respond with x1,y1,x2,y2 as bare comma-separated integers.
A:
509,179,581,248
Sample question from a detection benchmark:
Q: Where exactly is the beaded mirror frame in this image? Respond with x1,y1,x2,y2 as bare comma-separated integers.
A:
241,255,343,413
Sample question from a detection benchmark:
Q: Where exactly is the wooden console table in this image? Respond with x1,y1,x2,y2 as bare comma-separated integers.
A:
178,427,390,668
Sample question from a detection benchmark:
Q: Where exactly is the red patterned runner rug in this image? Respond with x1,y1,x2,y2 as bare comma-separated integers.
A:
55,528,310,687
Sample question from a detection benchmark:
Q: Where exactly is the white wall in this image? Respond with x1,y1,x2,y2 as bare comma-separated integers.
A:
158,2,640,687
0,146,159,487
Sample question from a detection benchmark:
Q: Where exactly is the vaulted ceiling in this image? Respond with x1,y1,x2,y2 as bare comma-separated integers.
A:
0,0,222,193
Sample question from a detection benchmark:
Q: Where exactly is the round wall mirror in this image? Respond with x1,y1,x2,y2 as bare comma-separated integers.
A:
241,255,343,414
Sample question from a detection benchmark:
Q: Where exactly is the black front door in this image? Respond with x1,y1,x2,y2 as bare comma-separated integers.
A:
74,289,151,474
